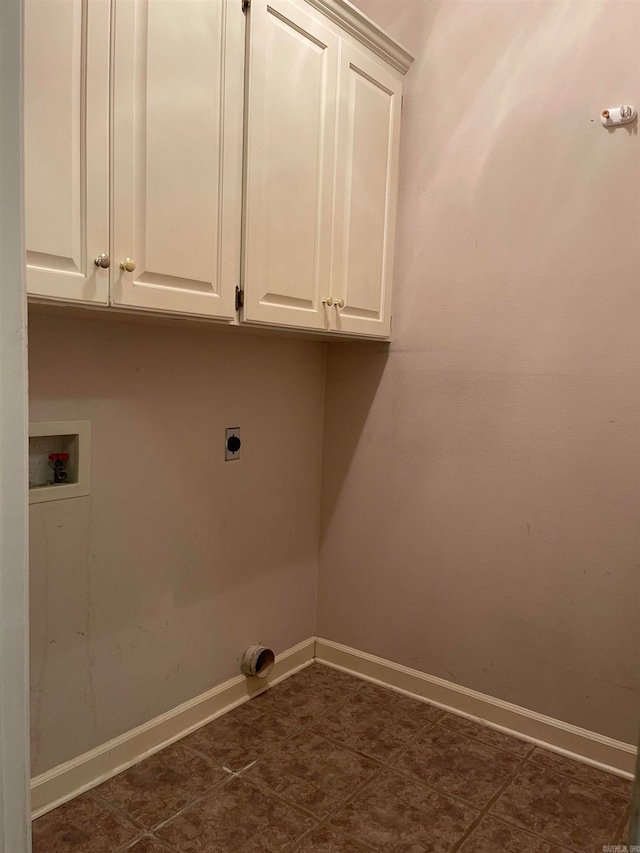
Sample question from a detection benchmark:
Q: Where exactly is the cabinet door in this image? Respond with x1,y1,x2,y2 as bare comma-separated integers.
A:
24,0,110,304
243,0,338,331
332,43,402,338
111,0,243,318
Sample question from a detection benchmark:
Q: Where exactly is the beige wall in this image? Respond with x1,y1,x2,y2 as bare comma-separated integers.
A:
319,0,640,743
29,312,325,775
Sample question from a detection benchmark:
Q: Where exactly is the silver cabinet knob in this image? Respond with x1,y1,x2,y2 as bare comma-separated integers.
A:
336,298,345,309
119,257,136,272
322,296,334,307
94,253,110,269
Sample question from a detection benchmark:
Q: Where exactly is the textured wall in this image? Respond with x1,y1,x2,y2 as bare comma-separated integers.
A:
29,312,325,775
319,0,640,743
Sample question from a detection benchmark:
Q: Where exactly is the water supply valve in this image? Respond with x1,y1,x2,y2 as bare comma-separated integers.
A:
48,452,69,484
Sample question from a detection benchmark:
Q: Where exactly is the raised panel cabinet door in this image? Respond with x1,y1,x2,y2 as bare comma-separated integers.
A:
332,43,403,338
24,0,110,304
111,0,244,318
243,0,339,331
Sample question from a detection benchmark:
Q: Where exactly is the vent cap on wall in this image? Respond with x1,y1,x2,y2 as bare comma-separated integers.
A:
241,645,275,679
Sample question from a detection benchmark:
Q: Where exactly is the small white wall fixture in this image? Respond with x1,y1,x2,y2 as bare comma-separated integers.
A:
28,420,91,504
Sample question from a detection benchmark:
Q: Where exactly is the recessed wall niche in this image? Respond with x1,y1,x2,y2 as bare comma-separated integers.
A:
29,421,91,504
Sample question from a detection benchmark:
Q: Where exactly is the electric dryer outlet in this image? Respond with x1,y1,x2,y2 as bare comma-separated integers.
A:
225,427,241,461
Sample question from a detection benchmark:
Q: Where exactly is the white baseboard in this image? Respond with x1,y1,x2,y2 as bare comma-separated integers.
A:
31,637,315,819
315,637,636,779
32,634,636,820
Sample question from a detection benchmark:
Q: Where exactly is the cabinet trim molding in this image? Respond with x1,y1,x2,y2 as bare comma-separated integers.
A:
302,0,413,73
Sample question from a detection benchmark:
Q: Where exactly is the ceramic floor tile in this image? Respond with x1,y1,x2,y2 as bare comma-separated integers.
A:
391,724,522,808
35,670,634,853
491,762,629,852
295,826,374,852
155,776,314,852
329,768,479,852
438,713,533,757
313,691,431,762
356,682,443,726
124,838,176,852
529,747,633,797
250,675,353,727
619,813,631,843
32,793,140,853
291,663,364,692
95,742,226,829
181,701,299,771
458,815,573,852
247,730,380,818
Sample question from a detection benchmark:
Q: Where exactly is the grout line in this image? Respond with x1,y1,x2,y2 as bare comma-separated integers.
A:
376,717,527,818
228,684,366,773
179,741,236,775
479,752,616,853
236,773,332,823
450,748,533,852
289,823,325,852
92,765,232,838
614,803,631,844
231,683,442,820
521,744,634,797
86,787,146,832
322,761,390,825
385,720,441,767
306,729,392,767
113,832,147,853
150,772,237,835
455,812,578,853
340,714,436,762
118,832,177,852
242,725,398,824
482,811,583,853
233,718,389,822
292,821,378,852
381,759,502,816
225,679,436,826
131,675,350,782
310,702,451,824
436,716,536,760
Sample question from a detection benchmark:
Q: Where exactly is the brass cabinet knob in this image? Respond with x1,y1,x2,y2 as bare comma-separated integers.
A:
322,296,334,307
119,257,136,272
336,298,345,309
94,253,110,269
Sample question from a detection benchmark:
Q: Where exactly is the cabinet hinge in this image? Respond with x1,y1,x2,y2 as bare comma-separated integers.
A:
235,286,244,311
242,0,250,12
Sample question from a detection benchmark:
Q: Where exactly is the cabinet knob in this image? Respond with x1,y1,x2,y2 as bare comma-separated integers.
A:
94,253,110,269
336,298,345,309
119,257,136,272
322,296,334,307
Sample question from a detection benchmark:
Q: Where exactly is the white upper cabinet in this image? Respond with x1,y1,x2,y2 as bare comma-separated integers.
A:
243,0,339,331
111,0,244,318
331,42,402,337
24,0,110,305
24,0,412,338
242,0,411,338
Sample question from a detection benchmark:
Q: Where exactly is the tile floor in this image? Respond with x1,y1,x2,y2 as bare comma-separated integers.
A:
33,663,632,852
